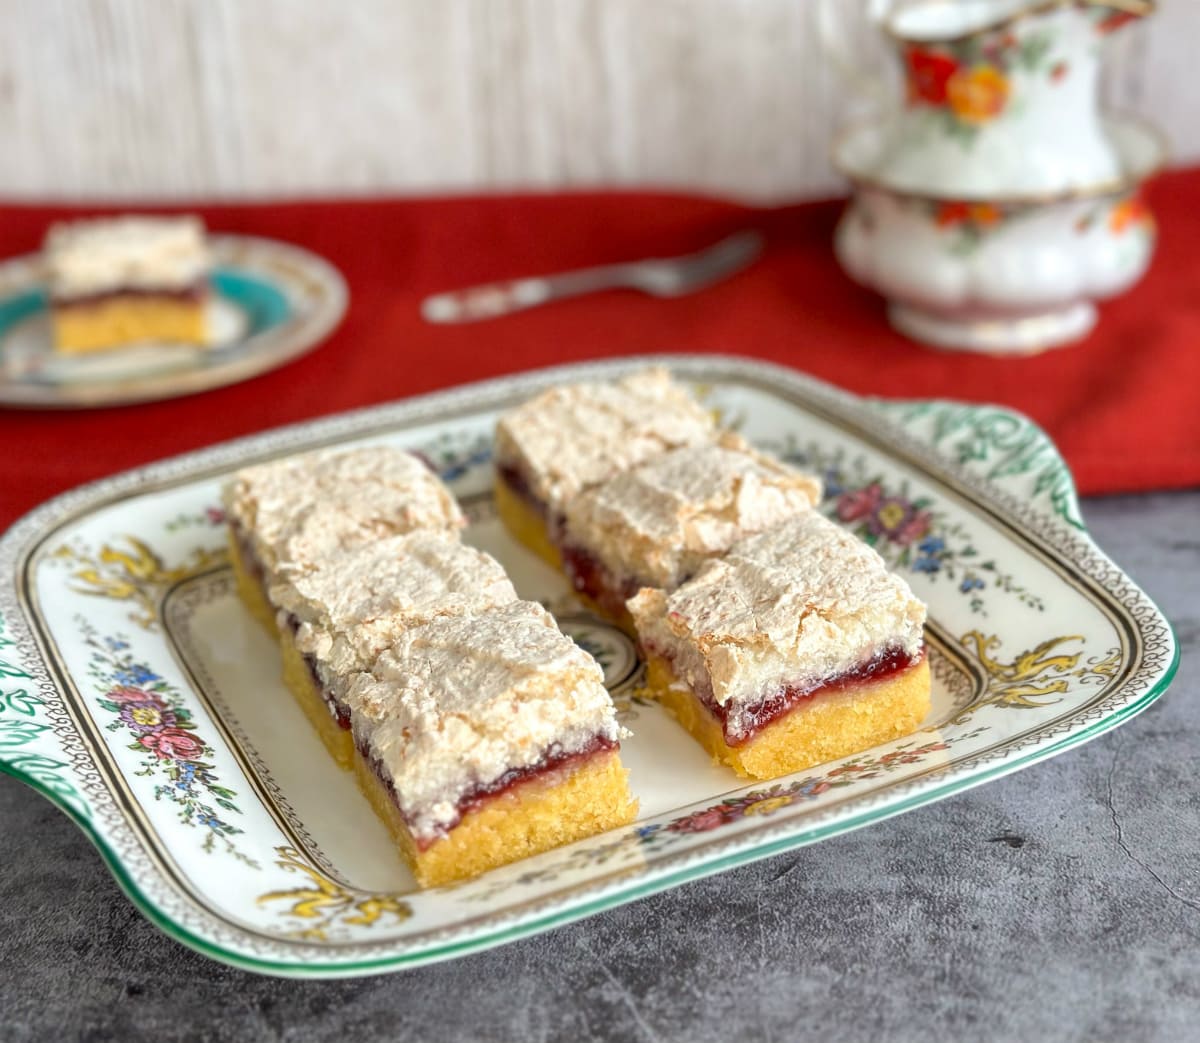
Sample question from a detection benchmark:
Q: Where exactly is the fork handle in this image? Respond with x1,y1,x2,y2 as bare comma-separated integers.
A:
420,265,632,323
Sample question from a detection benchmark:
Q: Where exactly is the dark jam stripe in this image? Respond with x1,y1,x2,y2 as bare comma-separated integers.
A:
50,282,209,307
560,542,642,620
697,645,924,747
282,614,353,730
233,524,353,730
232,524,265,584
366,734,619,851
497,463,548,519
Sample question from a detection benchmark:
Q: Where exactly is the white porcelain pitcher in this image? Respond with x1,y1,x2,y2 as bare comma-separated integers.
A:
819,0,1153,198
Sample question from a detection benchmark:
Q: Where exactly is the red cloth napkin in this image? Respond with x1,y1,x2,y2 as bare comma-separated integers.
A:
3,171,1199,530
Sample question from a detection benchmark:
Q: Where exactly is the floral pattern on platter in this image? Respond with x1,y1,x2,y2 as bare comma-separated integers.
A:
636,734,980,845
952,631,1120,724
459,726,989,902
761,435,1043,614
81,618,258,867
257,847,412,941
49,531,226,631
0,355,1174,975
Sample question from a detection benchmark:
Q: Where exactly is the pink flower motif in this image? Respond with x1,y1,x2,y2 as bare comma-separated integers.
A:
667,807,730,835
205,506,226,525
893,507,933,546
138,727,205,762
916,742,950,754
837,483,884,522
871,498,933,546
107,686,167,709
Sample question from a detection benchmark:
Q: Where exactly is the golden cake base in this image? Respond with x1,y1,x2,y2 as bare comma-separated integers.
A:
279,627,356,771
229,522,638,887
493,475,637,633
356,746,637,888
493,475,562,570
643,653,932,780
227,530,280,639
51,294,208,354
280,620,638,887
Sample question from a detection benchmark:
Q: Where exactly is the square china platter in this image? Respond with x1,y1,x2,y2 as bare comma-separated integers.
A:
0,355,1178,978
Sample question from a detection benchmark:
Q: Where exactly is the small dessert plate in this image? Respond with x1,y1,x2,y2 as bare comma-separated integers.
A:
0,235,347,408
0,356,1177,977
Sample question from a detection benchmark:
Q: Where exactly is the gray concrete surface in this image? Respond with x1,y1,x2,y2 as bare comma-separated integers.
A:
1,491,1196,1043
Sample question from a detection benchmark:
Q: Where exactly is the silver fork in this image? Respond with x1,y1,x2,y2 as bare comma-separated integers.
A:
419,231,764,323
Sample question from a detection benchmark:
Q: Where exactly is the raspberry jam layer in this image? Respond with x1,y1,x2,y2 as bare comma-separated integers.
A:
51,282,209,308
680,644,925,746
232,524,265,584
284,615,353,730
368,733,619,850
560,542,642,621
233,526,352,729
497,463,548,519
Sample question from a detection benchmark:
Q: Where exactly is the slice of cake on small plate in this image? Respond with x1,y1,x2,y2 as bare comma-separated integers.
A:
628,511,930,780
266,531,518,768
222,446,464,637
559,433,822,628
45,215,213,354
344,600,638,887
493,367,718,567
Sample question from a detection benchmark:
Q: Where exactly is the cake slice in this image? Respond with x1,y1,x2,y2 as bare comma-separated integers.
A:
267,531,518,768
344,600,638,887
628,512,930,780
559,433,822,628
222,446,464,637
45,215,212,353
493,367,718,567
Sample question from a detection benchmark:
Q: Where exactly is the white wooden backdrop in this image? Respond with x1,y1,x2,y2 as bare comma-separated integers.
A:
0,0,1193,202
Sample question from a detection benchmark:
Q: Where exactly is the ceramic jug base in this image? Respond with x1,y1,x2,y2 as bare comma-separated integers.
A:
888,301,1097,356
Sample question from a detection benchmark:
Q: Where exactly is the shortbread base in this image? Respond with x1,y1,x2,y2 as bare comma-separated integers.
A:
355,745,638,888
643,653,932,780
278,626,355,771
227,530,280,639
493,475,562,570
493,477,639,633
51,294,207,354
569,588,637,638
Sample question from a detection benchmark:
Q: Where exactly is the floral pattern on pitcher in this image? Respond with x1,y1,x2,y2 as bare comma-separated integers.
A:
904,22,1058,137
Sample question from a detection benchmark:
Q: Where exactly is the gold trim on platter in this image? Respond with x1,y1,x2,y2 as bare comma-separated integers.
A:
1,357,1169,967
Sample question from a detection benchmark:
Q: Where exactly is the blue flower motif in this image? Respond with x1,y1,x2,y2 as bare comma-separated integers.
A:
636,824,662,840
960,576,985,593
105,637,130,652
912,555,941,574
115,665,160,686
822,468,844,500
918,535,945,554
439,446,492,482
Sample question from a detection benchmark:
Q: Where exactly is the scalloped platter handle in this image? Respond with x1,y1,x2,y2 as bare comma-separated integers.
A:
864,398,1085,531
